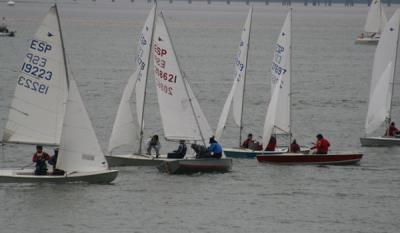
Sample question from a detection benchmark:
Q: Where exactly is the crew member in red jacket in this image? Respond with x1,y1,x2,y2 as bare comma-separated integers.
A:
265,135,277,151
311,134,330,154
32,145,51,175
241,134,254,149
385,122,399,137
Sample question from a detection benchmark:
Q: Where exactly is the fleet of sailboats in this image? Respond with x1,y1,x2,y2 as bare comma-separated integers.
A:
360,9,400,146
0,5,118,183
355,0,387,44
4,4,393,181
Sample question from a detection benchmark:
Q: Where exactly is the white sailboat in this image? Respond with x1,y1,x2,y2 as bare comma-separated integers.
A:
105,4,165,166
219,8,303,158
0,5,118,183
355,0,387,44
7,0,15,7
153,12,232,174
360,9,400,146
258,10,362,164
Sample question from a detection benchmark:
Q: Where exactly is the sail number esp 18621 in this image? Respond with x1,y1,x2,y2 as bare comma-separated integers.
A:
17,39,54,95
154,43,177,96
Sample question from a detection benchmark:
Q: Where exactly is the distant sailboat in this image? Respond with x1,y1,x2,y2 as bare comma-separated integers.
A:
7,0,15,6
355,0,387,44
360,9,400,146
0,5,118,183
257,10,362,165
153,12,232,174
105,4,165,166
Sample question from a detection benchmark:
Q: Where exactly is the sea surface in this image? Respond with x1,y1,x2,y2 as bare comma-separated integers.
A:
0,1,399,233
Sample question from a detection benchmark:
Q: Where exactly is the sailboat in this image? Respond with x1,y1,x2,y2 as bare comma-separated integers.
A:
360,9,400,147
153,12,232,174
257,10,362,165
355,0,387,44
0,18,15,37
105,4,166,166
0,5,118,183
217,8,305,158
7,0,15,7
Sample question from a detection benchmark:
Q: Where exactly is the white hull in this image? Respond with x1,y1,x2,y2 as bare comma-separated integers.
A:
0,31,15,37
0,169,118,183
355,37,379,44
360,136,400,146
105,153,168,166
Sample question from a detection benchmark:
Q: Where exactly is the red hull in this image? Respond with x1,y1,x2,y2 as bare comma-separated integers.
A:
256,153,363,165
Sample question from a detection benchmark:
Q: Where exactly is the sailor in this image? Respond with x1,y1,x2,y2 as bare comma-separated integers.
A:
146,135,161,158
32,145,50,175
208,136,223,159
290,139,300,153
168,140,187,159
0,17,8,33
310,134,330,154
265,135,277,151
385,122,400,137
241,133,254,149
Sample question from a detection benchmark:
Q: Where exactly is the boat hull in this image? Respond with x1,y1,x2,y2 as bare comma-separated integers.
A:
256,153,363,165
224,147,309,158
360,136,400,146
157,158,232,174
0,31,15,37
0,169,118,183
105,154,167,166
355,37,379,44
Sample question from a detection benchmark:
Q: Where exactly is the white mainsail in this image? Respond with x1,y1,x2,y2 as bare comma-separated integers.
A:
57,77,108,173
263,10,291,147
2,6,68,145
365,9,400,135
153,12,211,144
364,0,387,34
215,7,252,140
271,10,291,135
108,4,156,152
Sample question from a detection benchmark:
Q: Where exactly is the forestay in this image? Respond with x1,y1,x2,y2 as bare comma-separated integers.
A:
153,12,211,143
365,9,400,135
271,10,291,134
2,6,68,145
364,0,387,34
215,7,252,140
108,4,156,152
57,78,108,173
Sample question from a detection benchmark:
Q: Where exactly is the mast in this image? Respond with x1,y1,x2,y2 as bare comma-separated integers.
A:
288,8,292,152
54,4,70,89
388,16,400,127
138,3,156,154
238,6,252,147
160,12,207,146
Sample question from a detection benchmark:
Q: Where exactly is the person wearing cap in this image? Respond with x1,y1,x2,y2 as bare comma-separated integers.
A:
32,145,50,175
208,136,223,159
310,134,330,154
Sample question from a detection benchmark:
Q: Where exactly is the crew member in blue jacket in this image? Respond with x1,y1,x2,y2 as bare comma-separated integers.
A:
208,136,223,159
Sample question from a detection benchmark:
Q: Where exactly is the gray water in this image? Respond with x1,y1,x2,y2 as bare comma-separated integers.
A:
0,1,399,233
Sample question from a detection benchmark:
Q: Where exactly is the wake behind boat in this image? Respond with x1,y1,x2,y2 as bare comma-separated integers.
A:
360,9,400,146
0,5,118,183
